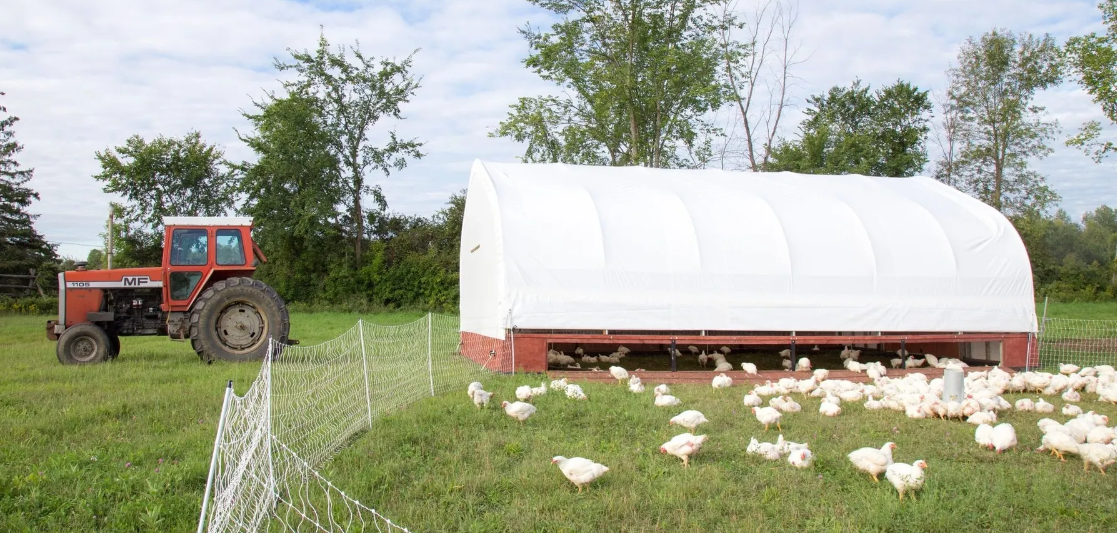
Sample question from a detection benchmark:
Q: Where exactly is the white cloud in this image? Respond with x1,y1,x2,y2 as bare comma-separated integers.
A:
2,0,1113,259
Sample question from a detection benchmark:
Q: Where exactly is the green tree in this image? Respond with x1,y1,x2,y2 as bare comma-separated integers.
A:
1064,1,1116,162
768,79,932,176
939,29,1064,215
359,191,465,310
1011,205,1116,301
93,132,234,267
235,92,349,303
0,92,56,274
276,32,424,266
492,0,725,168
85,248,104,270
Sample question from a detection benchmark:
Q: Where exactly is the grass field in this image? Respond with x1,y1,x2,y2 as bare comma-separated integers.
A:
324,377,1116,533
1036,300,1117,321
0,312,419,532
0,304,1115,532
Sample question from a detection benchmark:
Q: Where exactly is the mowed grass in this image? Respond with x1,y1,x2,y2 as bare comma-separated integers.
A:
327,377,1117,533
0,301,1115,532
0,311,420,532
1038,301,1117,322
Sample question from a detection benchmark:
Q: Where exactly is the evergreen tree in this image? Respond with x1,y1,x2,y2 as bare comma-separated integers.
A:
0,92,56,274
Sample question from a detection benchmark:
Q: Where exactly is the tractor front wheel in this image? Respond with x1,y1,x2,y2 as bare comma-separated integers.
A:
189,277,289,363
57,323,113,365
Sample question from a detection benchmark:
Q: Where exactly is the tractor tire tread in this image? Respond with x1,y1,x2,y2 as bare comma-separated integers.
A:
188,277,289,363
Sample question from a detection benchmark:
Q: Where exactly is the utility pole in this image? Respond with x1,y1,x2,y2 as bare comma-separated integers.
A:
107,207,114,270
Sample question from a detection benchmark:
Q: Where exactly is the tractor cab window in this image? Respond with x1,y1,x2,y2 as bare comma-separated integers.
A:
170,229,209,266
215,229,246,266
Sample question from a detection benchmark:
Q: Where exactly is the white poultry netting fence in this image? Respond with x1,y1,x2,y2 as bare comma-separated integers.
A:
197,313,513,533
1034,318,1117,370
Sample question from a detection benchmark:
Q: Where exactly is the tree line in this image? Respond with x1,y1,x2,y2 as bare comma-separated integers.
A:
1,1,1115,310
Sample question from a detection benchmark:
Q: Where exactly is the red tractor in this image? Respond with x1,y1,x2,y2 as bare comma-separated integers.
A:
46,217,290,364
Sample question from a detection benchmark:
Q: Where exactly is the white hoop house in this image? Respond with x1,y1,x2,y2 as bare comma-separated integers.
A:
459,160,1037,339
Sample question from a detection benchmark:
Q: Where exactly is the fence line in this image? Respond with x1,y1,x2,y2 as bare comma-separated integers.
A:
1034,317,1117,370
198,313,514,533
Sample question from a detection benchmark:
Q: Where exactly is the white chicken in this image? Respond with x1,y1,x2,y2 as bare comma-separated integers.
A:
778,348,791,358
530,381,548,398
743,392,762,407
788,448,814,469
617,345,630,355
1014,398,1034,412
471,389,494,409
669,410,709,433
467,381,484,399
550,378,568,391
741,362,758,375
609,366,629,384
501,400,536,423
719,346,731,355
975,423,994,449
564,383,587,400
890,357,903,369
1087,426,1115,444
698,352,709,367
752,406,783,431
551,456,608,492
967,411,997,425
1076,443,1117,474
813,368,829,381
820,401,841,417
1062,404,1083,417
1062,389,1081,402
746,437,784,461
653,384,670,396
848,442,896,483
581,355,599,364
515,385,534,402
991,423,1017,453
574,347,584,356
714,360,734,372
687,345,700,355
885,460,928,501
660,433,708,467
654,391,682,407
795,357,812,372
1037,432,1080,461
1034,398,1054,413
1059,363,1080,375
712,373,733,389
781,358,793,371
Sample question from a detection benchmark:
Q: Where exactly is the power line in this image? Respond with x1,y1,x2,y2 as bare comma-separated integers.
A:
50,241,103,248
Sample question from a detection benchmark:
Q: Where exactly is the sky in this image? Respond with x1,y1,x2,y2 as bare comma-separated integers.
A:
2,0,1116,260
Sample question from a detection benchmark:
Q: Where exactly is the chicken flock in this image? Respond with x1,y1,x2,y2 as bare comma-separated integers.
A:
469,354,1117,498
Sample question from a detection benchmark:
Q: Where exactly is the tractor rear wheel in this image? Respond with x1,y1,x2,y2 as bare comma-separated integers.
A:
189,277,289,363
57,323,112,365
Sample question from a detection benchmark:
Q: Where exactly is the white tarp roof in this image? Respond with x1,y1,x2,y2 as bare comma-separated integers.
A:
459,160,1037,339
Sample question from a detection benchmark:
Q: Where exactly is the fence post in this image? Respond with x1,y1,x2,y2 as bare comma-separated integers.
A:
266,345,275,501
197,381,234,533
427,313,435,397
359,320,373,428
